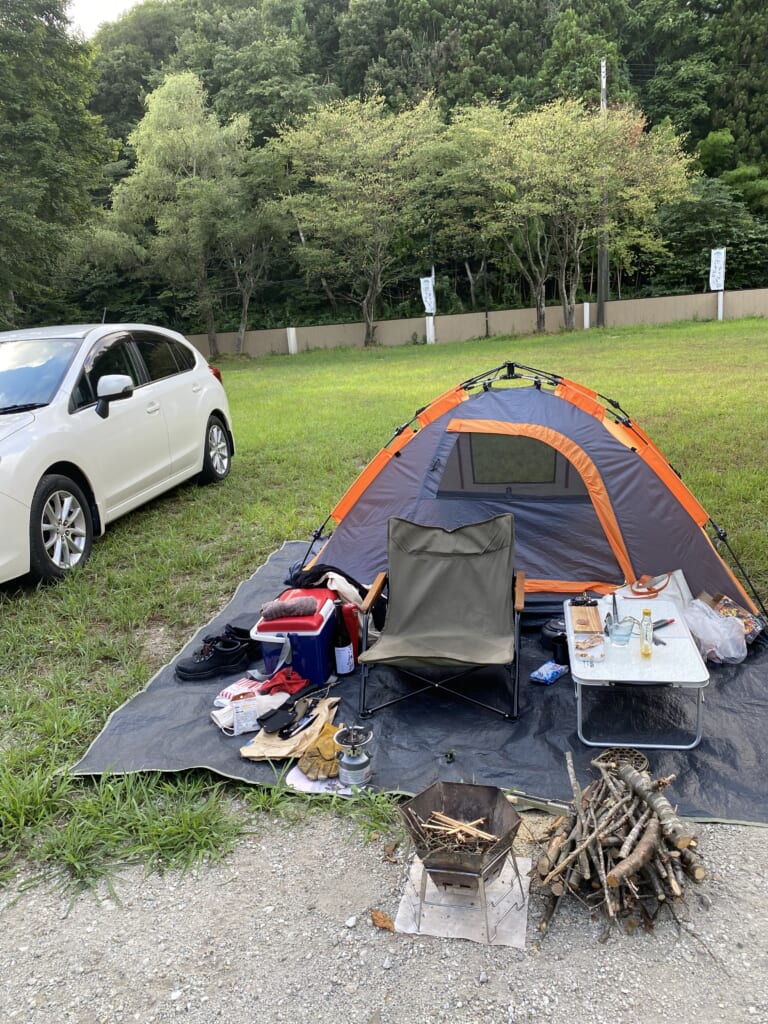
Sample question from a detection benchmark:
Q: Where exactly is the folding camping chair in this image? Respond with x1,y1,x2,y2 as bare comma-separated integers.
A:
358,514,525,719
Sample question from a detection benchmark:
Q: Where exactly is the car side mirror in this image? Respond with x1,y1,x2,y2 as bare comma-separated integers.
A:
95,374,134,420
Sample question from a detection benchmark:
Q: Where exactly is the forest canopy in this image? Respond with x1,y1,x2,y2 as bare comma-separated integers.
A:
3,0,768,338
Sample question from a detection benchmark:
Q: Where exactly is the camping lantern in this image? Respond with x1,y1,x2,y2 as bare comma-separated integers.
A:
335,725,373,787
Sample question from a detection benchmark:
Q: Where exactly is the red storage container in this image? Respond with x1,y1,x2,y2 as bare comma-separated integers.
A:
252,588,337,634
252,588,360,681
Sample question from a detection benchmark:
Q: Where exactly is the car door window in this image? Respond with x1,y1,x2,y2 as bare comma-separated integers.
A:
169,337,196,371
132,331,195,381
72,335,141,410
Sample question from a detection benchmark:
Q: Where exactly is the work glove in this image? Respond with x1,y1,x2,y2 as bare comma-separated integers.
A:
297,720,342,781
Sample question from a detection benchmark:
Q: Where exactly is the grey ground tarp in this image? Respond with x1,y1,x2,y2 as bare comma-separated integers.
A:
71,542,768,823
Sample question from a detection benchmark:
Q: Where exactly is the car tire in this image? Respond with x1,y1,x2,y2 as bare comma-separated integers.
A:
29,474,93,581
199,414,232,484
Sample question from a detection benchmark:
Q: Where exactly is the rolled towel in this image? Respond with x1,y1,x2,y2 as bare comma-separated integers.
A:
260,596,318,620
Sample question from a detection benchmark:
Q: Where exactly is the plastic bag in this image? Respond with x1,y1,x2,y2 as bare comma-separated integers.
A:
530,660,569,685
682,598,747,664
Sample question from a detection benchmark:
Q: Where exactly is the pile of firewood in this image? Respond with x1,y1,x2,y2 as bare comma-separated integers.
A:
536,751,707,936
402,809,498,855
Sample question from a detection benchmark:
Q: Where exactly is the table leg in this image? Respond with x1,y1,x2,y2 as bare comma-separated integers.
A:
576,681,704,750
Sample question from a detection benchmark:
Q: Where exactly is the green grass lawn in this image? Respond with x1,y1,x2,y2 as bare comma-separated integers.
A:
1,317,766,888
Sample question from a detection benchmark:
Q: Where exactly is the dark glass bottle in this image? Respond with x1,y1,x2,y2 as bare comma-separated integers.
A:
332,599,355,675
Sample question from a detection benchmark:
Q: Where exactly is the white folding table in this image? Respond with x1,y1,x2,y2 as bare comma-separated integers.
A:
564,597,710,750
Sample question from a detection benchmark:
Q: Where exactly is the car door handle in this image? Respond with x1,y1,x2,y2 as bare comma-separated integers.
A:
191,384,202,393
146,401,161,414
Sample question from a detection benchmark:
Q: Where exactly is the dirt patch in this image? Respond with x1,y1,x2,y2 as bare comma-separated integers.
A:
1,812,766,1024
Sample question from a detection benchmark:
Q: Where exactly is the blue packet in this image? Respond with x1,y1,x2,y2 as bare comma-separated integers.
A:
530,660,569,685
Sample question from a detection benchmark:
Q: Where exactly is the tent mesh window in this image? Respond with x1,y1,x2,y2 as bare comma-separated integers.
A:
437,433,589,499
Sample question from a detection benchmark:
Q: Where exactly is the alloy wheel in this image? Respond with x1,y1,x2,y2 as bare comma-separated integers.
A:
208,421,230,477
40,489,89,569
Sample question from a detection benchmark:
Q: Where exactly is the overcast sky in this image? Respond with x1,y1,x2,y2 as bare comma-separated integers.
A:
68,0,140,37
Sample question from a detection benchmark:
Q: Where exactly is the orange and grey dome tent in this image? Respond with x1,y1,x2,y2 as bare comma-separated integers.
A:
307,362,761,615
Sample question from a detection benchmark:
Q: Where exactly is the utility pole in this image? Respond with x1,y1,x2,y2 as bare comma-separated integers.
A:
596,57,609,328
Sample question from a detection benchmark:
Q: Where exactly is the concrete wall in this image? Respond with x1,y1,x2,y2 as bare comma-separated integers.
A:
187,287,768,357
601,293,714,327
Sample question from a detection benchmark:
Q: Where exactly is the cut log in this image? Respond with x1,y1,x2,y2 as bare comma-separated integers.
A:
617,764,697,850
586,801,614,918
665,859,683,898
536,812,577,879
606,817,661,888
566,753,591,881
641,863,667,902
680,846,708,882
618,806,652,859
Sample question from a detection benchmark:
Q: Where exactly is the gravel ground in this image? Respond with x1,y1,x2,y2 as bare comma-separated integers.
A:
1,808,766,1024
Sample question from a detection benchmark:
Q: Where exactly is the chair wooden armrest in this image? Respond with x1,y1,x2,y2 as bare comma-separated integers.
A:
514,570,526,613
361,571,388,616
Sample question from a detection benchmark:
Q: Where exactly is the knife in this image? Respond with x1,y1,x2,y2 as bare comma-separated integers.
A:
279,713,318,740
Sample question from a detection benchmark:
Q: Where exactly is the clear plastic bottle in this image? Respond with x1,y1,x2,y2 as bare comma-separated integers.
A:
639,607,653,658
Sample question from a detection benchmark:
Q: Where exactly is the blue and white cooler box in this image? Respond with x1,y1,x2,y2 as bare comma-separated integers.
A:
251,588,336,687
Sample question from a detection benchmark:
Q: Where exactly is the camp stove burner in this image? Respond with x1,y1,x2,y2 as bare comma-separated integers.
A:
335,725,373,788
400,781,525,943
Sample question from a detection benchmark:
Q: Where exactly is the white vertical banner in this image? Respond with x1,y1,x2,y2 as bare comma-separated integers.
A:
709,248,726,292
710,248,726,321
420,274,436,344
420,276,436,315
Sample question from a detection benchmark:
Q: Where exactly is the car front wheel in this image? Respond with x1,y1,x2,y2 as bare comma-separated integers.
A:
199,414,232,483
29,474,94,581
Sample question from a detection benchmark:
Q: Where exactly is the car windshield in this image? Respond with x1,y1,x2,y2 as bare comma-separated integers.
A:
0,338,81,412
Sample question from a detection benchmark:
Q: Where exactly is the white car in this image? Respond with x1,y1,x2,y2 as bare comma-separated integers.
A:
0,323,235,584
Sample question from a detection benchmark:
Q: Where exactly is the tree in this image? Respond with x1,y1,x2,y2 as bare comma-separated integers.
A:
272,95,445,345
173,2,338,144
534,9,632,108
623,0,720,142
696,129,737,177
435,104,521,313
428,118,492,309
482,99,692,329
0,0,111,325
718,165,768,217
336,0,399,96
650,177,768,293
42,217,152,325
711,0,768,170
394,0,551,107
89,0,191,145
333,0,556,111
111,72,249,354
466,102,552,331
218,149,291,352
